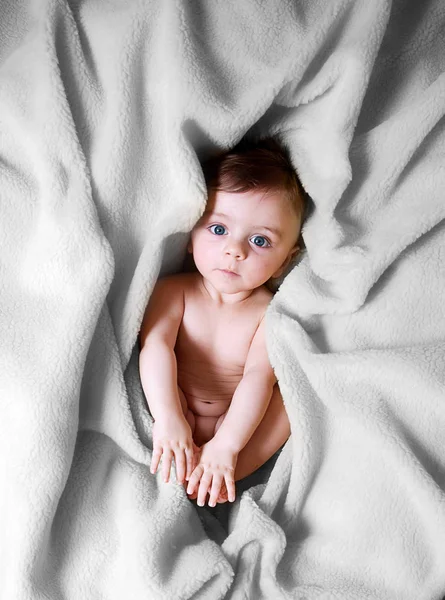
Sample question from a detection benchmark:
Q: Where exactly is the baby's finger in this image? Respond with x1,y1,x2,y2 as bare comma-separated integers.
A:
185,448,195,481
225,474,236,503
174,449,187,484
215,480,229,504
150,447,162,475
208,474,224,508
187,465,203,495
197,473,213,507
161,449,173,483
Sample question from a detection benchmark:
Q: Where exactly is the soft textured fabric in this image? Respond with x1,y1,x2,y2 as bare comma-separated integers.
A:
1,1,445,598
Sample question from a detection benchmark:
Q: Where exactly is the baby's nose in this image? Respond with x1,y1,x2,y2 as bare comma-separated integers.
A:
225,241,246,259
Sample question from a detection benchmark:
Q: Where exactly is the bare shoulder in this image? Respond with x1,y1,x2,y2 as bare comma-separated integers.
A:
169,271,203,299
256,284,274,304
148,272,202,313
155,272,189,291
243,288,277,381
153,271,202,296
250,284,274,317
245,285,274,347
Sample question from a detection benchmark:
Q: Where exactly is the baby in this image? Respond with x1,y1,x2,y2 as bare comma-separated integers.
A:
139,137,306,507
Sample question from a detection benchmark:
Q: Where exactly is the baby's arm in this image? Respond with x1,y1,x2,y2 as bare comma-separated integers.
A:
186,316,276,506
139,277,196,484
213,316,276,453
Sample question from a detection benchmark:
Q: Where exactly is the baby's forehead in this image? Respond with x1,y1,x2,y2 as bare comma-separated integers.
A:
205,192,297,222
206,188,291,210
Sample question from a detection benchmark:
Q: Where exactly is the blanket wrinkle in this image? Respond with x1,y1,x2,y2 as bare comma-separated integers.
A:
1,0,445,599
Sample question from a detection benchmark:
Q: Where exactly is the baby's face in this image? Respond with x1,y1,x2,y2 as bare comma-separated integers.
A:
189,189,300,296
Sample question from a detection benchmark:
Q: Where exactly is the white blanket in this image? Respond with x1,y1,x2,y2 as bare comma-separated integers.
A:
1,0,445,598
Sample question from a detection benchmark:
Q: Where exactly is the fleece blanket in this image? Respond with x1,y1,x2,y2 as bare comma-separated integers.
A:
1,0,445,598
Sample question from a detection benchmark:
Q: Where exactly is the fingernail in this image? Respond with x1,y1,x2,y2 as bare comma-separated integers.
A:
198,501,203,507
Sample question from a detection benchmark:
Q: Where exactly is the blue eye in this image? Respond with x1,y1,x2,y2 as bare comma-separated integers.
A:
250,235,270,248
209,224,226,235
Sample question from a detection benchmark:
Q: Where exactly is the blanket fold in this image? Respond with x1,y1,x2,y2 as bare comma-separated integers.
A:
1,0,444,598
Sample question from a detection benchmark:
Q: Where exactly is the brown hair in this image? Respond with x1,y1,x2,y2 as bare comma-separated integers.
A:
201,136,307,250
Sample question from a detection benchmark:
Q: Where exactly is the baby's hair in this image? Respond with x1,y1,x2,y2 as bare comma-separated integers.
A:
201,136,307,250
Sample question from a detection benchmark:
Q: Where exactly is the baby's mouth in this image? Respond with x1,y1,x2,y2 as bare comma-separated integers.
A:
219,269,239,276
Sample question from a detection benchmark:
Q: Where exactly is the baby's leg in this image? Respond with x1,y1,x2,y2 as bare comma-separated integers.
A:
177,386,219,446
187,410,229,504
192,416,219,447
214,410,228,435
178,386,195,434
177,387,201,484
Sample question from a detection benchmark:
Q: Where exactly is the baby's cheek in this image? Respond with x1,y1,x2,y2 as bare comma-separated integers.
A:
256,254,276,272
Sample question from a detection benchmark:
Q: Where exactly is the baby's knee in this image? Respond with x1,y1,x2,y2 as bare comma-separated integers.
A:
214,411,227,435
178,386,195,432
185,408,195,433
178,386,188,414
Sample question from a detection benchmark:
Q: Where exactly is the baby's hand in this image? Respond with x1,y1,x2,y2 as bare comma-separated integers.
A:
184,479,229,504
186,440,237,507
151,415,197,484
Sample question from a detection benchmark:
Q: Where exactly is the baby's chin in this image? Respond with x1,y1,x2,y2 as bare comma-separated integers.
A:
208,272,269,294
211,283,259,297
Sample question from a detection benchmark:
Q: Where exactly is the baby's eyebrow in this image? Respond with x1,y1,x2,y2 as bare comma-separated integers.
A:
254,225,282,239
204,211,229,219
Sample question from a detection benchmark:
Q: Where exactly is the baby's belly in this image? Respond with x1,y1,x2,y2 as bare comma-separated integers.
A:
185,396,229,417
177,362,242,417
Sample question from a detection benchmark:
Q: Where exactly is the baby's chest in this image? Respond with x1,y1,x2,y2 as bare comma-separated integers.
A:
175,303,260,368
